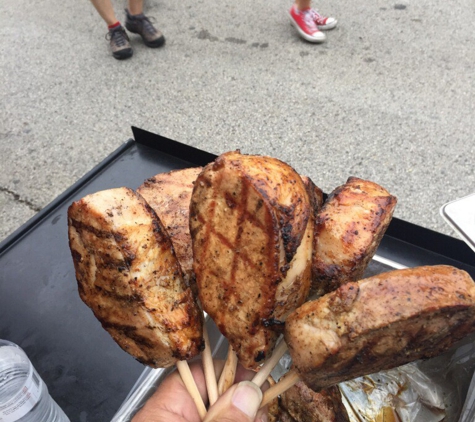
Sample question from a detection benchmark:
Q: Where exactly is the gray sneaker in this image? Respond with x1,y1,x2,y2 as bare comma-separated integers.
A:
106,25,133,60
125,9,165,48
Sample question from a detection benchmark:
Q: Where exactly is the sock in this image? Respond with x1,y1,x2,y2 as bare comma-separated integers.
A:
108,21,121,30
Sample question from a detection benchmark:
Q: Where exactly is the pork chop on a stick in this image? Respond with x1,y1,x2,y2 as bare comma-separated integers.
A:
68,187,207,418
220,173,324,394
262,265,475,407
137,167,203,287
137,168,221,405
311,176,397,298
190,151,314,377
255,176,397,387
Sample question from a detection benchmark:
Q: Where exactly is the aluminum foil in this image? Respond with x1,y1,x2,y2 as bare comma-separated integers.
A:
339,364,446,421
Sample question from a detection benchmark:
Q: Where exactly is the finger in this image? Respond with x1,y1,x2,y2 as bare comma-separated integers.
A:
133,363,207,422
204,381,262,422
233,364,272,390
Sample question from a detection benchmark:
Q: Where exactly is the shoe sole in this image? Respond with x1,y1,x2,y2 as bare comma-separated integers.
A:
143,35,165,48
318,20,338,31
113,48,133,60
126,27,166,48
289,14,326,43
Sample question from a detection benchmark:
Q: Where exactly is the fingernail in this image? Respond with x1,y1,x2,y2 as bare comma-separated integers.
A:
232,381,263,418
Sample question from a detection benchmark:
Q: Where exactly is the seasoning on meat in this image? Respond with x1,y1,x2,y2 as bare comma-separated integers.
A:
285,265,475,390
68,187,204,368
311,176,397,297
190,151,313,369
137,167,202,287
280,377,349,422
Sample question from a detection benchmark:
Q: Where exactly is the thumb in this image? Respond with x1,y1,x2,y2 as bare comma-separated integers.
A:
204,381,262,422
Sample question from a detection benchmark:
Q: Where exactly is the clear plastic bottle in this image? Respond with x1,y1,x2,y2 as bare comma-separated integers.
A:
0,339,70,422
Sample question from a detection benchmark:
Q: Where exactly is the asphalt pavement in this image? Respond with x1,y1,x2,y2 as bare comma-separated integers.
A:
1,0,474,243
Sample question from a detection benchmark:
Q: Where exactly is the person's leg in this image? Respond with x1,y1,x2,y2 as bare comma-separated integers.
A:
90,0,120,26
90,0,133,59
125,0,165,48
127,0,143,16
295,0,311,10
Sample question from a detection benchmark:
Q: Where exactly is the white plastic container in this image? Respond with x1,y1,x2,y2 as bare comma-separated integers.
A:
0,339,70,422
440,192,475,253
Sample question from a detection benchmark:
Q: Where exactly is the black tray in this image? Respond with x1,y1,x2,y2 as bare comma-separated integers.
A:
0,127,474,422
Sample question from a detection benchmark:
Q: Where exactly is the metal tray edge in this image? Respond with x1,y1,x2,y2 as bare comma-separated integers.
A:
0,140,135,256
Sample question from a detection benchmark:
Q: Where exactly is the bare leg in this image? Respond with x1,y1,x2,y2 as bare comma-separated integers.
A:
127,0,144,15
295,0,311,10
89,0,119,26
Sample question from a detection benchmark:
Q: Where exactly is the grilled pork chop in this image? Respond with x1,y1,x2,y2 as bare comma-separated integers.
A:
268,375,348,422
68,187,203,368
277,410,296,422
190,151,313,369
137,167,202,284
285,265,475,390
311,177,396,297
280,378,349,422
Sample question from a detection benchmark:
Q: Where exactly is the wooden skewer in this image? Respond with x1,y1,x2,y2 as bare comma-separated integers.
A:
202,324,219,406
176,360,207,421
251,339,289,388
259,370,301,408
217,344,238,395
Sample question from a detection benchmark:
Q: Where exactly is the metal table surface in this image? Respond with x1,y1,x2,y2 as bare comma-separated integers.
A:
1,127,474,422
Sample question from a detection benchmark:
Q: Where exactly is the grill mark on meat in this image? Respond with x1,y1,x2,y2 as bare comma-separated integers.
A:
229,179,250,293
211,230,234,249
195,176,277,287
93,285,145,304
70,218,113,240
102,321,155,349
95,257,130,271
196,198,217,271
70,219,136,271
214,175,281,328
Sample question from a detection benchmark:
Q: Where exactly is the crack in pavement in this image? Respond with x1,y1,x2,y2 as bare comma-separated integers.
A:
0,187,42,212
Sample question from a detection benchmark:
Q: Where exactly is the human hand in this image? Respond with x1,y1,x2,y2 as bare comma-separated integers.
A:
132,361,268,422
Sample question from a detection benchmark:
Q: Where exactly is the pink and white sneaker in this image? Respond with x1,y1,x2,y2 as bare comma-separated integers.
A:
289,5,337,43
308,8,337,30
